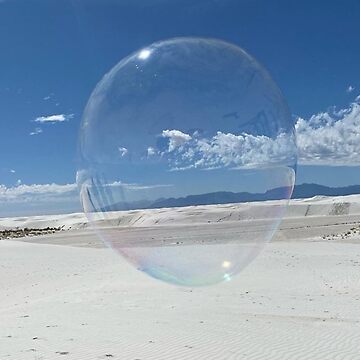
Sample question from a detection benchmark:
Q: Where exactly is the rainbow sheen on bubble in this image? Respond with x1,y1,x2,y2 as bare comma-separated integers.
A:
77,38,297,286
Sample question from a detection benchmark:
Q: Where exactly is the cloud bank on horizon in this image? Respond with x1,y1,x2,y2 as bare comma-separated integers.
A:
158,96,360,169
0,181,171,207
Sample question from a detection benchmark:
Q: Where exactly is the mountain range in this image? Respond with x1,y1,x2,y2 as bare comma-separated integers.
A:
102,183,360,211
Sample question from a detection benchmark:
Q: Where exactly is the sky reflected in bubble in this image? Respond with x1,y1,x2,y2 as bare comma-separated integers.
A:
77,37,297,286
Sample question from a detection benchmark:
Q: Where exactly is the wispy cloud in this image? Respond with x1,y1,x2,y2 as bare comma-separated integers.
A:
10,169,16,174
107,181,173,191
347,85,355,93
29,127,43,136
30,113,73,136
34,113,74,124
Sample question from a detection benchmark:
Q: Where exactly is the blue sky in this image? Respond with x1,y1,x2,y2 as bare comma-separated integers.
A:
0,0,360,216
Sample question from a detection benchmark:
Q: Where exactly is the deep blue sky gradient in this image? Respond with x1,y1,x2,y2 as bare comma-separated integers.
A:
1,0,360,188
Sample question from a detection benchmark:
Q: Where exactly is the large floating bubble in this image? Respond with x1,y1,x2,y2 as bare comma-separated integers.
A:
77,38,297,286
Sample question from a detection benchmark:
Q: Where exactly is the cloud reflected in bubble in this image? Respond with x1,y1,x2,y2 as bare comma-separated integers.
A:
158,128,296,170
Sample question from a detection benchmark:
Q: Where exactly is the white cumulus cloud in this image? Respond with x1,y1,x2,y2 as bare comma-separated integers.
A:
118,147,128,157
157,97,360,169
162,129,192,152
296,97,360,166
147,147,156,156
160,130,296,170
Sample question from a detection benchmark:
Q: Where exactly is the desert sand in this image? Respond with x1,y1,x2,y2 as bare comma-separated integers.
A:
1,195,360,359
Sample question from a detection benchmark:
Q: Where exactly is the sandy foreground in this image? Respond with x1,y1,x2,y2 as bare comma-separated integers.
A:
1,195,360,359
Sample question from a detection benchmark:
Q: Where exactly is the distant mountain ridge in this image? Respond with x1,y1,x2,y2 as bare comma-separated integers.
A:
292,183,360,198
102,183,360,211
151,183,360,209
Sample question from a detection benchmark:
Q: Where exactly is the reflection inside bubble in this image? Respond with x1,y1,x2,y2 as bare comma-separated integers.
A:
77,37,297,286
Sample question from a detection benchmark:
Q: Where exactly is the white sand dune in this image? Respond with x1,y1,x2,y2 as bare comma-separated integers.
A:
1,194,360,231
1,195,360,359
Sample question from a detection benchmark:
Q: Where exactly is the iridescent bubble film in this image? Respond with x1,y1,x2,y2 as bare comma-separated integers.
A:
77,38,297,286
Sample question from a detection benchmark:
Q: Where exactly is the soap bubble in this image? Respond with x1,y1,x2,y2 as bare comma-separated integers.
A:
77,38,296,286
